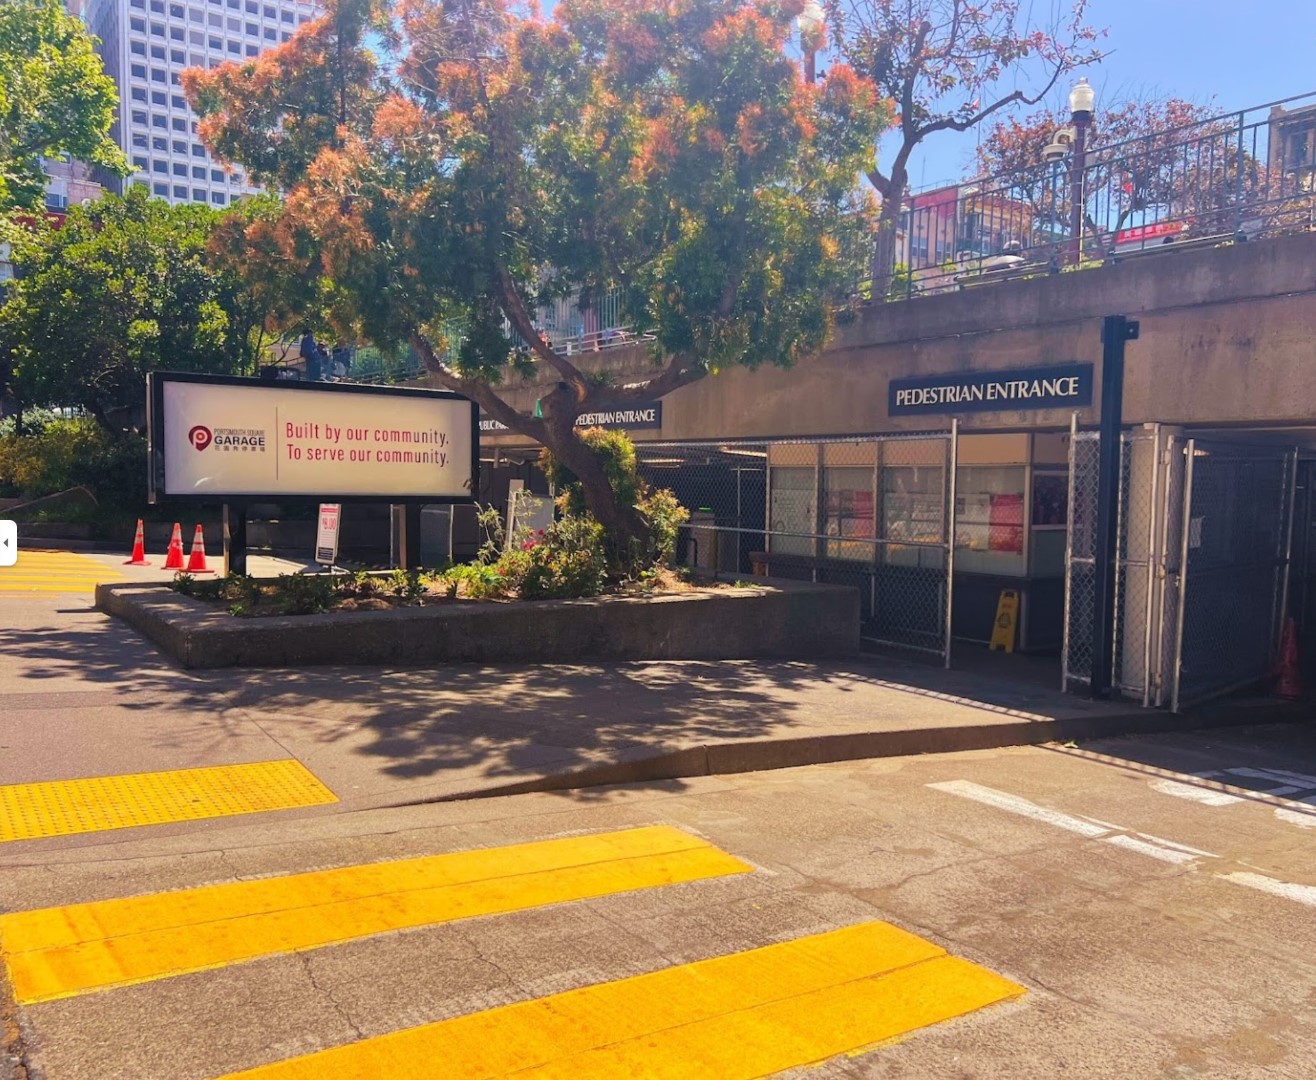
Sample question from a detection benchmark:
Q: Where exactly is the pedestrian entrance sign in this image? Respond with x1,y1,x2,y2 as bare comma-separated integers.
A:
315,504,341,566
989,589,1019,653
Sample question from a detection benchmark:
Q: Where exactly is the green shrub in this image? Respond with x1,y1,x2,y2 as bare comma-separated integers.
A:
0,417,146,507
272,573,338,615
520,515,608,599
540,428,641,519
539,428,688,578
636,486,688,567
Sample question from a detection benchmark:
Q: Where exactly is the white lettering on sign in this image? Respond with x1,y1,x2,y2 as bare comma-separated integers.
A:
896,374,1084,408
479,404,662,433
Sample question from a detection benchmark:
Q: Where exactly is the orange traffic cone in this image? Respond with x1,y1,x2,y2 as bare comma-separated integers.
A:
1276,616,1303,700
123,518,150,565
185,524,213,574
163,523,185,570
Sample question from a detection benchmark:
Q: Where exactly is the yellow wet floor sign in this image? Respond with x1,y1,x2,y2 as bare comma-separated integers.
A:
990,589,1019,653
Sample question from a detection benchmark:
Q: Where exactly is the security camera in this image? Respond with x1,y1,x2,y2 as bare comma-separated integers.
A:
1042,126,1077,162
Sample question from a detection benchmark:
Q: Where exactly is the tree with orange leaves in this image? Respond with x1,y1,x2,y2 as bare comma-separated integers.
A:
823,0,1104,296
184,0,887,561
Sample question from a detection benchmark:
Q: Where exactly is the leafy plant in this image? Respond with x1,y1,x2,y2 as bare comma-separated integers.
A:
520,516,608,600
272,572,338,615
541,429,688,579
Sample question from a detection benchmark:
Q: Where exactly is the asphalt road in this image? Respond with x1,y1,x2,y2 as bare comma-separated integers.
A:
2,726,1314,1079
2,546,1314,1078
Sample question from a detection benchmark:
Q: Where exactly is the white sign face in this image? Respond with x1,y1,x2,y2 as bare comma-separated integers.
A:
158,379,475,499
315,503,341,565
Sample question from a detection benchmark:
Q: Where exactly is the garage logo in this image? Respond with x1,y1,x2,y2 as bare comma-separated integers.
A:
188,425,213,451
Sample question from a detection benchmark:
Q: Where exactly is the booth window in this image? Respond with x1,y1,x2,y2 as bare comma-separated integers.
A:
955,465,1026,575
882,465,944,544
823,466,875,560
768,467,815,556
1030,470,1068,576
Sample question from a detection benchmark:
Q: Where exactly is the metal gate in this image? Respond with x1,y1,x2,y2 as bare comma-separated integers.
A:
1170,440,1298,710
1064,424,1183,703
635,427,958,666
1063,423,1297,708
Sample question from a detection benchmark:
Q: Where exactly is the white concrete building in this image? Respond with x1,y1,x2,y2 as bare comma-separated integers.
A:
86,0,319,207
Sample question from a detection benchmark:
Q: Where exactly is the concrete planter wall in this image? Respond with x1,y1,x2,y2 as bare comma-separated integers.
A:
95,578,860,669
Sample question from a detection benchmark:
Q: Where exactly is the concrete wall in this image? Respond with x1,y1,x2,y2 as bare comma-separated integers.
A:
479,231,1316,446
96,578,860,668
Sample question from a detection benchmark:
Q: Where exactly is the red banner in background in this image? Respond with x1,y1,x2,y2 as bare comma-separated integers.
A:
988,493,1024,553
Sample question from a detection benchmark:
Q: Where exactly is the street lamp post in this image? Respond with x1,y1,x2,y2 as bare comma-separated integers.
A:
797,0,824,85
1067,78,1095,265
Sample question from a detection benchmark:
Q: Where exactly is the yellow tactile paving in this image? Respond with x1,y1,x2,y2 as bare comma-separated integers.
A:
0,759,336,845
0,549,125,592
217,922,1025,1079
0,825,752,1005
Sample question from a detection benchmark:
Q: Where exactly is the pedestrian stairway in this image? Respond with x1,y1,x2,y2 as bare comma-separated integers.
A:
0,819,1026,1078
0,549,124,593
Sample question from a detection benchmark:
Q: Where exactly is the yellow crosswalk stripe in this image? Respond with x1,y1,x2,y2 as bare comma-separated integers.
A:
0,549,124,592
0,759,336,845
216,922,1024,1079
0,826,751,1005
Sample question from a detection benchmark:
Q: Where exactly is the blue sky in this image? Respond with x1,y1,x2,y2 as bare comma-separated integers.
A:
882,0,1316,191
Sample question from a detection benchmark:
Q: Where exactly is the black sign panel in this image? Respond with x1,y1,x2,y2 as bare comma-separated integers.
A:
480,401,663,434
889,363,1094,416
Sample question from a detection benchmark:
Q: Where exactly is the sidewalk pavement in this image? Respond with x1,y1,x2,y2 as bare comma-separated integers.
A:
2,553,1300,858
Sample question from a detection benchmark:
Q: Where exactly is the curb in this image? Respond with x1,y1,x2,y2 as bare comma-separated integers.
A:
378,701,1307,805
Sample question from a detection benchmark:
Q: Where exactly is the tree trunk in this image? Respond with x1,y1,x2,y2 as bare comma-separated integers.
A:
540,419,649,575
870,168,909,300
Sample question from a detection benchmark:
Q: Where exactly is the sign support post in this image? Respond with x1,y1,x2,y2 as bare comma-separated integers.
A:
223,503,247,577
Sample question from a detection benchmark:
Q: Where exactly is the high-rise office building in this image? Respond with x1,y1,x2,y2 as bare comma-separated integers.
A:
86,0,319,207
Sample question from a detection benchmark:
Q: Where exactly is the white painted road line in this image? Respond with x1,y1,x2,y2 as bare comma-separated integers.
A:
926,780,1108,838
1222,872,1316,909
1149,770,1316,830
926,780,1217,865
1149,779,1243,807
932,779,1316,911
1106,835,1198,865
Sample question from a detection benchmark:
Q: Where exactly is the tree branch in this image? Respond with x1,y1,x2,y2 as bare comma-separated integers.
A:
866,169,893,198
409,331,550,443
915,55,1085,140
492,264,589,395
584,351,705,408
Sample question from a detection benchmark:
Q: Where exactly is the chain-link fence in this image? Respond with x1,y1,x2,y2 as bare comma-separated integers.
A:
635,431,956,664
1062,428,1100,691
1171,441,1298,709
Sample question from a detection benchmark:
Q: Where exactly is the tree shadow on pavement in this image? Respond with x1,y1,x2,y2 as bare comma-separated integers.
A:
0,603,1092,802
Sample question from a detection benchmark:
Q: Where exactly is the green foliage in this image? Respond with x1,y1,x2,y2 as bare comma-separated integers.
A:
271,572,338,615
0,0,128,211
0,416,145,506
0,189,260,431
519,515,608,600
541,429,689,574
0,406,62,438
541,429,640,518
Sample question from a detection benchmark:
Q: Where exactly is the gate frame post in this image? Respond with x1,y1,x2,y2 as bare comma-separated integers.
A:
1092,314,1140,699
1170,438,1196,713
1060,412,1079,691
944,419,958,669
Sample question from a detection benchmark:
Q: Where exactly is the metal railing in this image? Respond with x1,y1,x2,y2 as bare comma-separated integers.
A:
882,90,1316,300
636,431,958,665
348,286,650,385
